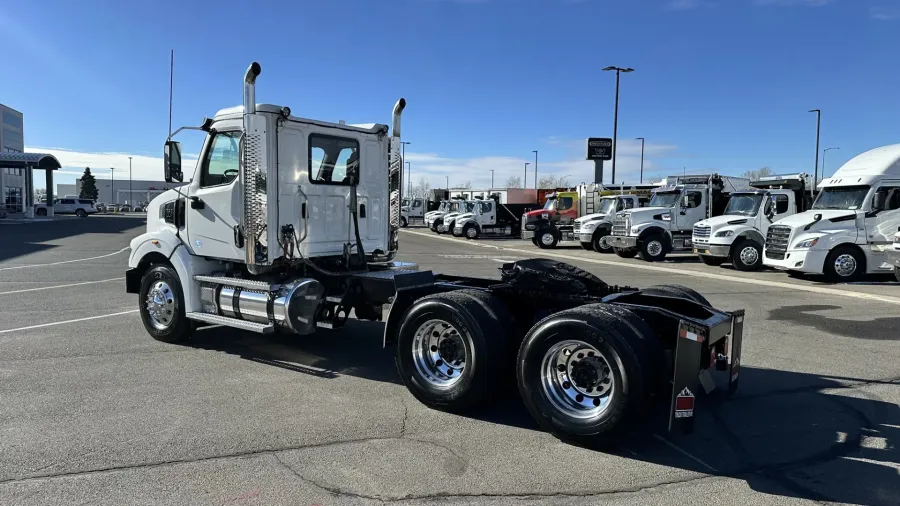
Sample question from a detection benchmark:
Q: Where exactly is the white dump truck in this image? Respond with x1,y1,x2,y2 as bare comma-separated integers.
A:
691,174,814,271
607,175,751,262
125,62,747,448
574,194,649,253
762,145,900,282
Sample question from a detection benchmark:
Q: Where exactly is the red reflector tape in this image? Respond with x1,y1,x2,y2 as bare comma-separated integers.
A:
679,328,704,343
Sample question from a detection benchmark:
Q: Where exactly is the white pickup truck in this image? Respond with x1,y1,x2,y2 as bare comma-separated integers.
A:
692,174,813,271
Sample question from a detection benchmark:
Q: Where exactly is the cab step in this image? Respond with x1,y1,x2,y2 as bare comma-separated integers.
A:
186,312,275,334
193,275,280,291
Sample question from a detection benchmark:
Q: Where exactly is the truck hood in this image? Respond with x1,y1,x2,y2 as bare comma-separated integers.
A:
575,213,609,224
773,210,859,232
442,212,464,221
695,215,754,230
425,210,446,218
454,212,475,222
619,207,671,222
524,209,555,220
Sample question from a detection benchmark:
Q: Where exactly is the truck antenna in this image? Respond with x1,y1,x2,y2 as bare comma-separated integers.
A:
168,49,174,139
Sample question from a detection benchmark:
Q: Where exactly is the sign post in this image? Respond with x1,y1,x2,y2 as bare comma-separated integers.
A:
586,138,613,185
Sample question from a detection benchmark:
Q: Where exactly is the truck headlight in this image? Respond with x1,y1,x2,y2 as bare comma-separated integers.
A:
715,230,734,238
525,224,536,230
796,238,819,249
661,213,671,221
631,226,642,234
582,222,598,231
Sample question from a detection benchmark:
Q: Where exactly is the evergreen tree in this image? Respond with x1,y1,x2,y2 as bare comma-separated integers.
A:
80,167,99,200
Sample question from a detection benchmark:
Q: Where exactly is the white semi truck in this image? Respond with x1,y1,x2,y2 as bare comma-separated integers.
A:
574,194,648,253
607,175,752,262
691,174,814,271
125,62,747,448
763,145,900,282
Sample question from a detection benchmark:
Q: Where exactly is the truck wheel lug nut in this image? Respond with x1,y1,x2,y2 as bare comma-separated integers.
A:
562,381,571,389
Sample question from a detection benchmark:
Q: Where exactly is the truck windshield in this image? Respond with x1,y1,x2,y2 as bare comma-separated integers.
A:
597,199,617,215
649,191,681,208
812,186,870,210
402,198,410,207
464,202,476,213
725,194,764,216
543,197,556,211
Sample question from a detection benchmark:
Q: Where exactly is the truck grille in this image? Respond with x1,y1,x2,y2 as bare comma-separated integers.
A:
612,215,629,237
693,225,711,238
574,222,581,233
765,225,792,260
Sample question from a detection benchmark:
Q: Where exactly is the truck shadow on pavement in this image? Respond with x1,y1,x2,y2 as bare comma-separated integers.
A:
0,216,144,263
186,321,899,506
768,304,900,340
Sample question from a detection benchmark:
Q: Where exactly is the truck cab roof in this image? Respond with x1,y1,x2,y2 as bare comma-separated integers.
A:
213,104,389,136
820,144,900,188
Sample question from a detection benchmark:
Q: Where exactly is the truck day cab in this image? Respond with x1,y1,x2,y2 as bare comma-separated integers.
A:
574,194,650,253
435,200,477,235
125,62,747,448
424,200,460,231
692,174,813,271
400,197,426,227
763,144,900,282
608,175,751,262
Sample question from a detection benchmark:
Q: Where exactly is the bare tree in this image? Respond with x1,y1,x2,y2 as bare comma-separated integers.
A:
646,176,664,184
742,167,773,181
538,174,571,189
411,177,432,199
505,175,523,188
460,180,473,190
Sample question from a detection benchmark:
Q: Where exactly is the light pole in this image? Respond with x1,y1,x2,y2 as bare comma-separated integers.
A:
603,66,634,185
524,162,530,188
401,141,411,196
809,109,821,190
110,168,116,204
128,156,133,207
635,137,645,183
406,161,411,196
446,176,449,192
822,147,839,185
490,169,494,188
532,150,538,189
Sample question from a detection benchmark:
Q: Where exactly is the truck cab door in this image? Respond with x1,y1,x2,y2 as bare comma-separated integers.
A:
185,129,245,262
413,198,424,218
482,200,496,225
558,194,577,224
675,190,705,231
867,185,900,253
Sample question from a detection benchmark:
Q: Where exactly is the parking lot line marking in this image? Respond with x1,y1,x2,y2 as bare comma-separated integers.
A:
402,229,900,306
0,246,130,271
0,277,125,296
652,434,719,473
0,310,138,334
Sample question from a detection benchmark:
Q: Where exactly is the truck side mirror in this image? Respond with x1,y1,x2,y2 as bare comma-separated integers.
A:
681,195,690,208
873,191,887,211
164,140,183,183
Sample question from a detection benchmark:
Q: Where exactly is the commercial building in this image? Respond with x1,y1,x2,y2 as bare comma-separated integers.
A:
57,178,186,205
1,104,25,212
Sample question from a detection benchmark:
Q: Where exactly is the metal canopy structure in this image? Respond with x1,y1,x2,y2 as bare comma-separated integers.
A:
0,152,62,218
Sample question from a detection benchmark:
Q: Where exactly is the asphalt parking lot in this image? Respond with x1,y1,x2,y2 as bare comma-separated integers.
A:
1,217,898,506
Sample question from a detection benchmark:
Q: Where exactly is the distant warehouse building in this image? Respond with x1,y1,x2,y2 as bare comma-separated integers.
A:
57,178,186,205
1,104,25,212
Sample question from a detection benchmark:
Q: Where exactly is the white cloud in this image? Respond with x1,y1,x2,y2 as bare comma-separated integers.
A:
25,145,199,182
870,5,900,20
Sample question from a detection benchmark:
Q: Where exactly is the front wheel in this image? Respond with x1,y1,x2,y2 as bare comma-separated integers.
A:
731,239,762,271
138,264,194,343
614,248,638,259
537,230,558,249
592,231,613,254
823,246,865,283
639,234,668,262
399,216,408,228
434,221,446,234
75,209,87,218
451,224,463,237
464,224,479,240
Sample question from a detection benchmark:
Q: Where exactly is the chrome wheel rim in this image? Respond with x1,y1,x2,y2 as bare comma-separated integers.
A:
541,340,614,419
834,254,857,277
541,233,555,246
412,319,467,388
597,236,612,251
646,240,663,257
145,280,176,330
466,227,477,238
740,246,759,266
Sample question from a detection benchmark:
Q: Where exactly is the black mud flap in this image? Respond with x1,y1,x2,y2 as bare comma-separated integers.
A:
668,309,744,434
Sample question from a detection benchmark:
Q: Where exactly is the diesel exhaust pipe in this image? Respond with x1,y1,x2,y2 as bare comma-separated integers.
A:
392,98,406,138
382,98,407,262
241,62,269,273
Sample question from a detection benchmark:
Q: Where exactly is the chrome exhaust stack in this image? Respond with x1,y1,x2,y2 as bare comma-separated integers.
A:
240,62,269,273
385,98,407,261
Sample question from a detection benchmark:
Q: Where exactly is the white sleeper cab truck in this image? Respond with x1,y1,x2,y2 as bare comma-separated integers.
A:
608,175,751,262
125,62,748,448
400,197,426,227
763,144,900,282
574,194,646,253
886,230,900,282
692,174,813,271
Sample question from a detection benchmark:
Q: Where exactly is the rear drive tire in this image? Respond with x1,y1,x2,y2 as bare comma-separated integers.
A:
537,230,558,249
396,290,510,413
592,231,613,254
516,305,657,449
823,245,865,283
699,256,726,267
138,264,194,343
639,234,668,262
615,248,638,259
641,284,711,307
731,239,762,271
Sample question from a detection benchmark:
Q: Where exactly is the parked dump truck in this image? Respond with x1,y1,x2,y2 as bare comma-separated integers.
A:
126,62,746,448
574,194,651,253
452,194,537,239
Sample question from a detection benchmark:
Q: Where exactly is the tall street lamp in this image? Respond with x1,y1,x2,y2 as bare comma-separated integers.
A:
809,109,821,190
110,168,116,204
603,66,634,185
524,162,530,188
128,156,133,207
401,141,411,196
532,150,538,189
635,137,645,183
490,169,494,188
823,147,839,185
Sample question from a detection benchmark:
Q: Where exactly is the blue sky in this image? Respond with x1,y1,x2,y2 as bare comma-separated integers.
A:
3,0,899,191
